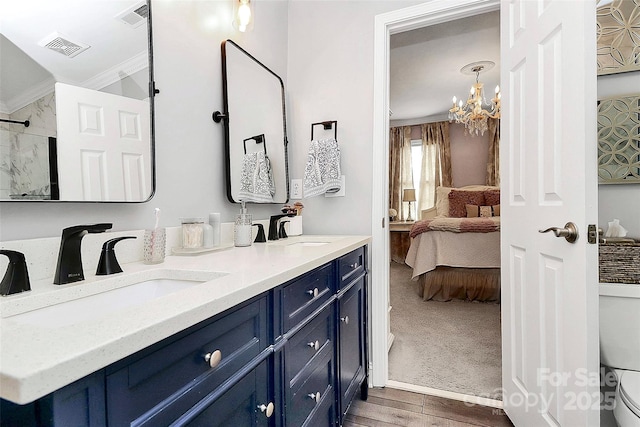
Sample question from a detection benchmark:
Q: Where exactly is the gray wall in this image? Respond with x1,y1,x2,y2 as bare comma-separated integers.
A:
285,0,423,236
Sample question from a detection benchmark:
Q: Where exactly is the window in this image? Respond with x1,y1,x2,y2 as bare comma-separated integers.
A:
411,139,437,209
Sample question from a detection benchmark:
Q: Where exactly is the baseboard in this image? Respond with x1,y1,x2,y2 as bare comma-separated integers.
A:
386,380,503,409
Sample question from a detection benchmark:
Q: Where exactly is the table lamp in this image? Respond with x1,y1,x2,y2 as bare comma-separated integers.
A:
403,189,416,221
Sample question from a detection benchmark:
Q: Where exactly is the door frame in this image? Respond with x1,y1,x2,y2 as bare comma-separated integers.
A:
370,0,500,388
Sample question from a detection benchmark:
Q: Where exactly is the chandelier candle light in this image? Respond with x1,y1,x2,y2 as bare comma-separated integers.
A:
448,61,501,136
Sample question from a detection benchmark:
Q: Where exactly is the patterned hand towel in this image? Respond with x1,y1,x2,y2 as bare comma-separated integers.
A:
303,138,342,198
238,152,275,203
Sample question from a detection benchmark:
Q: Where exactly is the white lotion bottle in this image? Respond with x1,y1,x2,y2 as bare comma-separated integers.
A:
234,201,252,247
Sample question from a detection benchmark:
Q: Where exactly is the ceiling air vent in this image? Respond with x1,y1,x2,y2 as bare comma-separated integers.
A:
38,32,90,58
117,2,149,29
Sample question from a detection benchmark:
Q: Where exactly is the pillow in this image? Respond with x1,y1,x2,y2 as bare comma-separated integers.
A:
466,204,500,217
435,186,453,217
484,189,500,206
449,190,485,217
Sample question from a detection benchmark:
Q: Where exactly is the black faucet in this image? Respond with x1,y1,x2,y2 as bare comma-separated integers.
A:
54,223,113,285
278,221,290,239
252,224,266,243
268,214,288,241
0,250,31,296
96,236,136,275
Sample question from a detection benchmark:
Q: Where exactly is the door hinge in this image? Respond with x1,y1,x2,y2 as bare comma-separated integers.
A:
587,224,598,244
382,217,385,228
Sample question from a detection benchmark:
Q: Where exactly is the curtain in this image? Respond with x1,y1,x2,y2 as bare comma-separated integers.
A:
389,126,413,220
417,121,452,213
486,118,500,186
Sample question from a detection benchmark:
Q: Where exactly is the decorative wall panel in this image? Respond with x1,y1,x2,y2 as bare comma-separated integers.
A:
598,94,640,184
597,0,640,75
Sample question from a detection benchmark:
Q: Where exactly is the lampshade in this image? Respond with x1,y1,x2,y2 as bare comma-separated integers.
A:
403,189,416,202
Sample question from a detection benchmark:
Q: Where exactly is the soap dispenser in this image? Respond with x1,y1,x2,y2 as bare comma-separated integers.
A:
234,201,252,247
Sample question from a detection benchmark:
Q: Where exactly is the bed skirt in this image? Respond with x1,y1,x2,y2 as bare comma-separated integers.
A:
418,267,501,302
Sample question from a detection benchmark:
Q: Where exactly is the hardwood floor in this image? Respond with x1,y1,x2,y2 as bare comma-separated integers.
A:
344,387,514,427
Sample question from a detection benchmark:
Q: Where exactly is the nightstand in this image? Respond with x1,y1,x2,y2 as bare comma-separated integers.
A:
389,220,415,263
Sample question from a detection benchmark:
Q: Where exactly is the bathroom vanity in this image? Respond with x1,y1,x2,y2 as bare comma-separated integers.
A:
0,235,369,426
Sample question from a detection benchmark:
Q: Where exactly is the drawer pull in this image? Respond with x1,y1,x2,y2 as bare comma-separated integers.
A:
307,392,321,403
340,316,350,325
306,287,319,298
350,262,359,269
257,402,275,418
307,340,320,351
204,350,222,368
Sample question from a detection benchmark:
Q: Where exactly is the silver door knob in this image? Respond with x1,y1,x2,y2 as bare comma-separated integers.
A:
539,222,578,243
307,392,321,402
341,316,349,324
306,288,319,298
307,340,320,351
257,402,274,418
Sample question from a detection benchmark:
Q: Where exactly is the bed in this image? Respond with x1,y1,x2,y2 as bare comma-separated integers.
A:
404,186,501,302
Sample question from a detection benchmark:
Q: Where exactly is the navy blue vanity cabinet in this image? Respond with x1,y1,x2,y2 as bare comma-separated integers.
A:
105,294,269,426
1,244,369,427
337,274,366,422
0,371,107,427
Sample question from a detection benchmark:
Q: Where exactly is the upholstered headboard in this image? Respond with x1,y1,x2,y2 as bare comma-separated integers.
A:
434,185,500,218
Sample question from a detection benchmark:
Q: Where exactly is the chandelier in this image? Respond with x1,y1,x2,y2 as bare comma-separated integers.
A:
448,61,501,136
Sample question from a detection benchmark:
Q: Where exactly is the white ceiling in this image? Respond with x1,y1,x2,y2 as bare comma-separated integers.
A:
0,0,148,113
389,11,500,124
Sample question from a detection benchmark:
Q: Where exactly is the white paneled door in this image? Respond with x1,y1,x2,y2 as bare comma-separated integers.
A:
56,82,150,201
500,1,599,426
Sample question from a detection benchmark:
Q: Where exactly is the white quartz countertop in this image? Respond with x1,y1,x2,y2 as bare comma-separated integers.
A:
0,234,370,404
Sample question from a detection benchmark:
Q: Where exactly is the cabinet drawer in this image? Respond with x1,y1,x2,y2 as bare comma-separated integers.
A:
281,263,333,333
143,359,271,427
338,247,365,290
301,387,336,427
106,296,268,426
287,347,334,427
285,305,334,387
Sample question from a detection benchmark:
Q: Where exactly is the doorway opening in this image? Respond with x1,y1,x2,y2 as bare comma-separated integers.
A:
370,0,502,408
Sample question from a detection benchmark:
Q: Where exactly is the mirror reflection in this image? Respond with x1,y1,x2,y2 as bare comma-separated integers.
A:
219,39,289,204
0,0,154,201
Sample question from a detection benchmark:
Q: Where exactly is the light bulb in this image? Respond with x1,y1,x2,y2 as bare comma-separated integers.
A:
452,96,457,104
495,85,500,94
233,0,253,32
458,100,463,108
238,3,251,25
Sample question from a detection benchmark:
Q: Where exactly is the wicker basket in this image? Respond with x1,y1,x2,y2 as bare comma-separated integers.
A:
599,242,640,284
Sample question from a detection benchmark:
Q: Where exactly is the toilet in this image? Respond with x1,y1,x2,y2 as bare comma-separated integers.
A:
600,283,640,427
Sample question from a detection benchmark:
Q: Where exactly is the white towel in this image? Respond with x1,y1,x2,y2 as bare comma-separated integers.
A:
303,138,342,198
238,152,275,203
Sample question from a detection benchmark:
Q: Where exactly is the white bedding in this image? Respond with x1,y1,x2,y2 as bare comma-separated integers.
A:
405,228,501,280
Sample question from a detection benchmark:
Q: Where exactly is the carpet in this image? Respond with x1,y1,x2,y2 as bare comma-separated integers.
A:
388,262,503,400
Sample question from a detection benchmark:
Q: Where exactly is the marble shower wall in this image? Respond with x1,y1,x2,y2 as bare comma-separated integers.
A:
0,92,56,199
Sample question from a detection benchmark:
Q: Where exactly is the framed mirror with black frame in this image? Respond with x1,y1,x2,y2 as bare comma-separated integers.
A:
214,39,289,204
0,0,156,202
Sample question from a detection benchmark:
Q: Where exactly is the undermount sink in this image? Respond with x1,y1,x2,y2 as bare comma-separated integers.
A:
5,274,227,328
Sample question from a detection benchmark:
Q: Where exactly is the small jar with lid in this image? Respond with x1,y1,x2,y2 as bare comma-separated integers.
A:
181,217,205,249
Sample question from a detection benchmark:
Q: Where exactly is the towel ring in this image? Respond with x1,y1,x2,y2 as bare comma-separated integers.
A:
311,121,337,140
243,134,267,155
